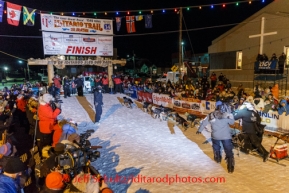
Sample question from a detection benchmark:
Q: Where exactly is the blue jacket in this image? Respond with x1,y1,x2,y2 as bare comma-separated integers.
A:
277,99,289,116
94,91,103,106
0,174,20,193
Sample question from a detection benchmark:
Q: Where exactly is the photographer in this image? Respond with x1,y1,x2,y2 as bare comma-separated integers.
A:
38,94,61,155
94,86,103,125
197,101,235,173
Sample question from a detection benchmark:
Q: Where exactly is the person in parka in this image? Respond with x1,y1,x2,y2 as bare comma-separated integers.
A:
197,101,235,173
38,94,61,154
277,99,289,116
94,86,103,125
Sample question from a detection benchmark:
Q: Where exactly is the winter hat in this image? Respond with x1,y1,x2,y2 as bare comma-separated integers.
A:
216,101,222,107
4,157,27,173
46,172,65,189
53,143,65,154
41,94,54,104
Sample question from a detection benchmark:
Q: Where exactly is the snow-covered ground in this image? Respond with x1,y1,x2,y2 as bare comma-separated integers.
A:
61,93,289,193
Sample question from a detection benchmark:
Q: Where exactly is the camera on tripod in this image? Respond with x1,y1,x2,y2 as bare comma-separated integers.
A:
57,130,101,177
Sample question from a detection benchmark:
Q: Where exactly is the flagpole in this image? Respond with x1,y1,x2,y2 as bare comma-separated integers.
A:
178,7,183,79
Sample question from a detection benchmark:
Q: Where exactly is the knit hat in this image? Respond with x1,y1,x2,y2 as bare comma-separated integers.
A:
4,157,27,173
53,143,65,155
215,101,222,107
46,172,64,189
40,94,54,104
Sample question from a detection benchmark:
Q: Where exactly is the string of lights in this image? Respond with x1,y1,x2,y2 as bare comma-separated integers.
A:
1,0,267,16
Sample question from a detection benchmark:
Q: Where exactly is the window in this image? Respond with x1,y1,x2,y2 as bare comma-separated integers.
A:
236,51,242,69
209,51,237,69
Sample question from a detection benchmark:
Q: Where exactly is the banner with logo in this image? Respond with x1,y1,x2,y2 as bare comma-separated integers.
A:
41,14,113,35
137,91,152,103
259,111,289,132
42,32,113,56
255,60,277,70
200,100,216,114
152,93,172,107
172,99,201,112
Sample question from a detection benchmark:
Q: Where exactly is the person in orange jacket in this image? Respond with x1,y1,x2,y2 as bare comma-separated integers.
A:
102,74,109,93
38,94,61,154
271,83,279,100
16,94,29,133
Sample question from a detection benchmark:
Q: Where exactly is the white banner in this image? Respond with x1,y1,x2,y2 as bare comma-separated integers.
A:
42,32,113,56
200,100,216,114
41,14,113,35
152,93,173,107
259,111,289,132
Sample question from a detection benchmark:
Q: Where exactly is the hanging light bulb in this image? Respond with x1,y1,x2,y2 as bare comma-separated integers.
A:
139,11,142,14
127,11,130,15
94,12,97,16
61,12,64,16
150,10,153,14
4,10,6,14
187,7,190,11
50,12,53,15
249,1,252,4
199,6,202,10
72,12,75,16
105,12,107,15
162,9,165,13
83,12,85,15
174,8,177,12
116,12,119,15
211,5,214,9
223,4,226,8
236,2,239,6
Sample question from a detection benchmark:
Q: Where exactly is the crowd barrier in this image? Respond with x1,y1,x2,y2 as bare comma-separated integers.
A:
135,92,289,132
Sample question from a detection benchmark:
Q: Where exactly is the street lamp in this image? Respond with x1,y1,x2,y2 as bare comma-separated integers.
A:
4,67,8,77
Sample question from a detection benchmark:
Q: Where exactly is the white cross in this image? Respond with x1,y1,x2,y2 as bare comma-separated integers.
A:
249,17,277,54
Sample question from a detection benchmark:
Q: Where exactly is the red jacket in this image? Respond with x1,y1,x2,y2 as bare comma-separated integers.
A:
114,77,122,84
16,98,27,112
102,77,109,85
38,104,61,134
52,124,63,147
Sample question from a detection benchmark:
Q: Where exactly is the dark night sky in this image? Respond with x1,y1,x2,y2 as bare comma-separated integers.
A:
0,0,274,70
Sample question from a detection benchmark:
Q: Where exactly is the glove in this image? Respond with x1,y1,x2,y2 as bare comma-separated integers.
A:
55,103,61,109
196,131,201,134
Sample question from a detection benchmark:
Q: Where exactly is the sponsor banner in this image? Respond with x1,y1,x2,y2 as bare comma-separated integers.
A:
200,100,216,114
42,32,113,56
152,93,172,107
259,111,289,132
172,98,200,112
255,60,277,70
137,91,152,103
41,14,113,35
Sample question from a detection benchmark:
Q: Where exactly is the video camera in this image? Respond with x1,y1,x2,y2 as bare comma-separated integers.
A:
58,130,101,177
50,95,63,111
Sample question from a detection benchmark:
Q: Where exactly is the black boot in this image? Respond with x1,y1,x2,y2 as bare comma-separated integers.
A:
226,157,235,173
259,146,269,162
214,151,222,163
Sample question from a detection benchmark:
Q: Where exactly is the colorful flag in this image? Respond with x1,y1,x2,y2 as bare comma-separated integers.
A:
23,6,36,26
7,2,22,26
126,16,136,33
0,1,4,22
115,17,122,32
144,14,153,28
135,15,143,21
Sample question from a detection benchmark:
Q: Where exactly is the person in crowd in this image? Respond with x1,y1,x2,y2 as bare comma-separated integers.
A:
75,75,84,97
48,83,58,98
15,94,29,133
277,99,289,116
197,101,235,173
52,74,61,95
26,95,38,136
63,76,71,98
113,75,122,93
218,73,224,82
233,101,269,162
95,75,102,88
0,157,27,193
209,72,217,89
253,95,264,111
278,52,286,74
102,74,109,93
271,83,279,100
40,171,70,193
38,94,61,155
71,77,77,95
94,86,103,125
263,98,275,113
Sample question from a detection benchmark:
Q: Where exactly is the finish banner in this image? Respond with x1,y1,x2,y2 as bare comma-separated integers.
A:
41,14,113,35
42,32,113,56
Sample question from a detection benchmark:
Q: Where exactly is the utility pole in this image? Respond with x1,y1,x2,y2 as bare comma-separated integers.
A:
178,7,182,76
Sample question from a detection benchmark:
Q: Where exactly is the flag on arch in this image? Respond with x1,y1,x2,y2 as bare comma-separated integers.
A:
115,17,122,32
23,6,36,26
7,2,22,26
144,14,153,28
0,1,4,22
126,16,136,33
